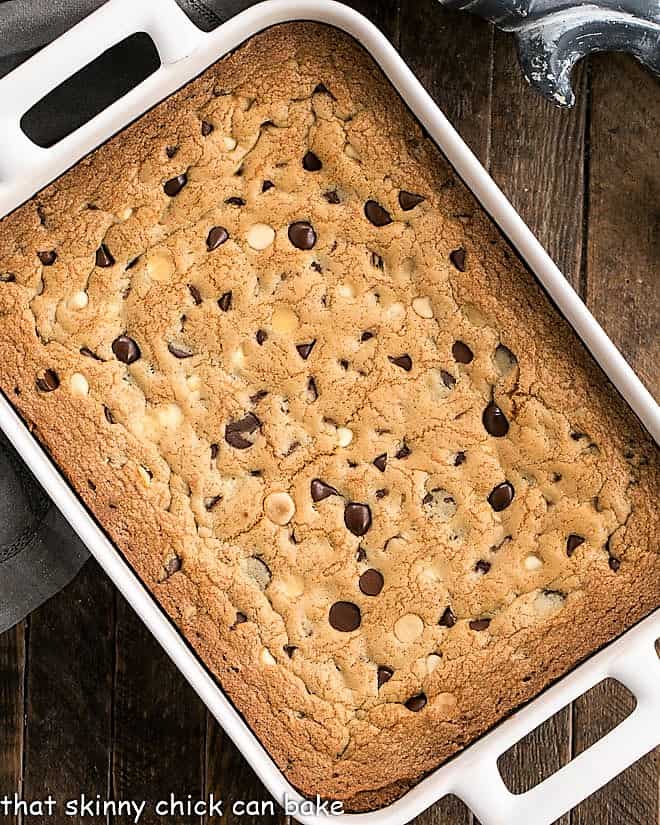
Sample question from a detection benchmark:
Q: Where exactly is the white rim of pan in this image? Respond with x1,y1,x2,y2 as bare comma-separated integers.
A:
0,2,657,824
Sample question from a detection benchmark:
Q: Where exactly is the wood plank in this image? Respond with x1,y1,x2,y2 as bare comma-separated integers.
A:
21,559,114,825
344,0,400,46
0,622,26,825
572,51,660,825
111,592,207,825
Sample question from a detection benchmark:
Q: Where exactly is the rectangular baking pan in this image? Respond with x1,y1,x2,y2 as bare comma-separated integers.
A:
0,2,658,823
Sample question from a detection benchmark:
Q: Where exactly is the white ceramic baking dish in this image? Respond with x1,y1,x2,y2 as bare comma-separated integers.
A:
0,2,657,823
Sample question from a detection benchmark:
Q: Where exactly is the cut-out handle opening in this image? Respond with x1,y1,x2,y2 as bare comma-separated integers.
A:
20,33,160,149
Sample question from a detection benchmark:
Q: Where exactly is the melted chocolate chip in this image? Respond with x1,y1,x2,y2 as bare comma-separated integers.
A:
256,329,267,345
207,226,228,250
188,284,202,305
469,618,491,631
488,481,514,512
201,120,213,136
288,221,317,250
210,444,219,460
395,442,411,459
373,453,387,472
324,190,340,204
165,555,182,576
475,560,491,574
37,250,57,266
262,180,274,192
310,478,337,502
398,190,425,211
0,273,16,283
218,291,232,312
225,196,245,207
449,247,467,271
36,369,59,392
377,666,393,688
452,340,473,364
296,340,316,360
483,402,509,437
364,200,392,227
439,606,456,628
440,370,456,388
165,145,178,159
112,335,141,364
405,693,427,712
329,601,361,632
344,502,372,536
375,488,388,499
302,151,322,171
284,645,297,658
389,354,412,372
163,173,188,197
80,347,102,361
104,406,115,424
360,331,374,342
566,534,585,557
225,413,260,449
608,556,621,572
307,376,318,401
95,244,115,267
233,612,248,627
454,451,466,466
168,342,193,359
359,568,384,596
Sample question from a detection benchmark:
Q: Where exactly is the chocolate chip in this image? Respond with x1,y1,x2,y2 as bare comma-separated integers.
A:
205,494,222,511
250,390,268,404
344,502,372,536
454,451,466,466
329,601,361,632
310,478,337,502
475,560,491,574
405,693,427,712
218,291,232,312
377,666,393,688
225,196,244,207
356,547,367,562
284,645,297,658
395,442,411,459
359,568,384,596
95,244,115,267
37,250,57,266
608,556,621,572
296,340,316,360
168,342,193,359
104,406,115,424
373,453,387,472
233,611,247,627
339,359,349,370
165,555,182,576
165,145,178,159
80,347,102,361
440,370,456,388
364,200,392,227
452,340,473,364
0,273,16,283
439,606,456,628
164,173,187,197
112,335,141,364
225,412,260,449
210,444,219,460
262,180,274,192
206,226,228,250
469,618,491,631
449,247,467,271
313,82,334,96
36,369,59,392
398,190,425,211
307,376,318,401
188,284,202,305
324,190,340,204
370,251,384,269
360,331,374,342
256,329,267,345
302,151,322,171
375,488,388,499
566,534,585,557
201,120,213,136
389,354,412,372
288,221,317,250
483,401,509,437
488,481,514,512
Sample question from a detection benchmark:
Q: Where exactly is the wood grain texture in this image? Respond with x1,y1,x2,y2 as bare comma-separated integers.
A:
0,622,25,825
21,559,114,825
111,592,206,824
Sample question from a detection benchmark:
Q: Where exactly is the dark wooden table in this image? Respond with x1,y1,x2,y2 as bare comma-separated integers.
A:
1,2,658,823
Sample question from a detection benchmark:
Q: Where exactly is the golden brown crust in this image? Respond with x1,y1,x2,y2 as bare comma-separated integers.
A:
0,23,657,810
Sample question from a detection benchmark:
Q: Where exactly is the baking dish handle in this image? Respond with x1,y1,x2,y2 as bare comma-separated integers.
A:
0,0,204,185
452,620,660,825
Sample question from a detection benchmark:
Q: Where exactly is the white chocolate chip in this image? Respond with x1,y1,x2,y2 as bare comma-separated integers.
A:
344,142,360,160
394,613,424,643
69,373,89,396
271,306,299,334
260,647,276,666
426,654,442,674
119,207,133,221
68,290,89,310
264,491,295,525
412,296,434,319
246,222,275,250
524,554,543,571
146,248,175,282
137,465,152,487
222,136,237,151
336,427,353,447
157,403,183,430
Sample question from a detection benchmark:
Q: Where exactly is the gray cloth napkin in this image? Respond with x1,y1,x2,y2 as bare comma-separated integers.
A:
0,0,253,632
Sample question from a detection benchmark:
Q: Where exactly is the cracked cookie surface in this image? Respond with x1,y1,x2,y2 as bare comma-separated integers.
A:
0,23,658,810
